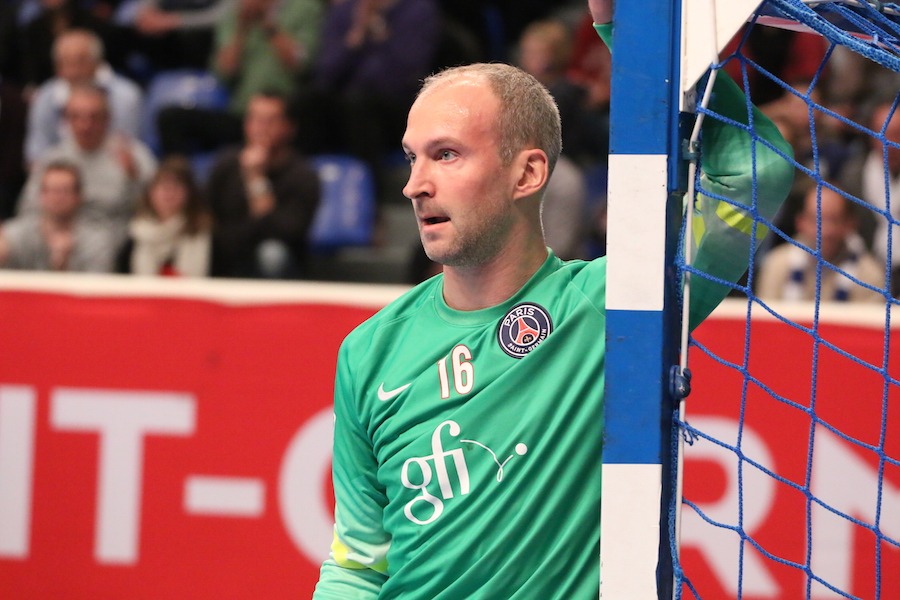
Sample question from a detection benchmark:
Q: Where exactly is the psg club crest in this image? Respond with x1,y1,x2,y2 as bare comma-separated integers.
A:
497,303,553,359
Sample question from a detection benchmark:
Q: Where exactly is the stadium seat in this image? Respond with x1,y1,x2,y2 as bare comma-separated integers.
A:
189,151,219,187
112,0,143,25
140,69,229,155
309,155,377,253
16,0,41,26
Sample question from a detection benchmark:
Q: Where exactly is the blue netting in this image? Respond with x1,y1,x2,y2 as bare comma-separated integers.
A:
765,0,900,72
672,1,900,598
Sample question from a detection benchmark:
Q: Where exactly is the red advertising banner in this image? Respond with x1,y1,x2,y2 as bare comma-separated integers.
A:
684,305,900,599
0,280,383,599
0,277,896,599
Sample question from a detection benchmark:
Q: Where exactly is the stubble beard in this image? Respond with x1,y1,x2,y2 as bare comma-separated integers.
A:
422,211,513,269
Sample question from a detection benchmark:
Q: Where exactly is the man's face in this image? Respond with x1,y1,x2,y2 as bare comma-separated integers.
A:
401,78,519,268
872,104,900,175
239,0,271,18
796,188,853,263
243,96,293,151
39,168,80,219
55,35,98,84
64,90,109,151
519,35,554,80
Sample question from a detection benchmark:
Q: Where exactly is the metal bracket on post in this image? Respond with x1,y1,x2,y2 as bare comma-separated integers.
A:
669,365,692,402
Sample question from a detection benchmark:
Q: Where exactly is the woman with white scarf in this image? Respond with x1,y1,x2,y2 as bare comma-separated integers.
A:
116,156,213,277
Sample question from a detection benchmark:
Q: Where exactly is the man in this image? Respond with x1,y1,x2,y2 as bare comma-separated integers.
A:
757,185,884,302
18,0,117,89
313,0,793,597
205,91,320,278
18,83,157,245
0,161,117,272
847,101,900,293
25,28,143,166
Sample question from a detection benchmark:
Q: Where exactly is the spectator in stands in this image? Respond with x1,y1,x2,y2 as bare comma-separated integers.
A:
18,0,117,92
157,0,322,157
516,17,607,167
823,47,900,149
292,0,440,196
761,86,862,253
756,185,884,303
761,82,851,180
18,82,157,245
25,28,143,166
116,155,214,276
0,160,118,272
119,0,235,72
205,91,320,279
844,101,900,295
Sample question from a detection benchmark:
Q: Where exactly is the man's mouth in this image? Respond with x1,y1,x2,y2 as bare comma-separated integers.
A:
423,216,450,225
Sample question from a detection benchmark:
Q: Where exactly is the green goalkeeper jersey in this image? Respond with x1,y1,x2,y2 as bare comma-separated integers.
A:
313,23,794,600
317,253,608,599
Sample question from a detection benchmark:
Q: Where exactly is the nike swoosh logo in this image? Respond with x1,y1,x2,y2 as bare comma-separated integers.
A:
377,382,411,402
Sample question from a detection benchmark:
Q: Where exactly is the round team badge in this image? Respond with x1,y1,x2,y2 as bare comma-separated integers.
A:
497,302,553,359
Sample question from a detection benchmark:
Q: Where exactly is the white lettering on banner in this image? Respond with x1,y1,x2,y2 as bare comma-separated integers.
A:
0,386,37,558
279,408,335,565
51,389,195,565
810,427,900,597
681,416,779,597
184,476,265,517
683,416,900,598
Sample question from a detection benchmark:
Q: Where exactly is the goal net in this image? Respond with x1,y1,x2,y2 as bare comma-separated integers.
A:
675,1,900,598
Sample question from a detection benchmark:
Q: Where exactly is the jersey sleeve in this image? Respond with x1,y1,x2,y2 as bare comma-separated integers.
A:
313,339,391,599
592,21,794,330
688,72,794,329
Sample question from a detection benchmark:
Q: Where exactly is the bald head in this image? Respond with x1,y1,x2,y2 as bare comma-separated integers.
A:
419,63,562,175
796,186,856,263
53,29,103,84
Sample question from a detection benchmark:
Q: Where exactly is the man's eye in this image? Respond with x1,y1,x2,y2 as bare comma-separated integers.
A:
439,150,455,160
406,154,416,165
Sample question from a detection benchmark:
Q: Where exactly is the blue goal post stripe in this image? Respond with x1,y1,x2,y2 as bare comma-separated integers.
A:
603,0,682,598
605,0,679,464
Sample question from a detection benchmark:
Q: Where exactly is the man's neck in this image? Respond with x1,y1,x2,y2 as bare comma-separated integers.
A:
75,134,109,155
267,145,292,169
41,213,76,231
441,242,548,311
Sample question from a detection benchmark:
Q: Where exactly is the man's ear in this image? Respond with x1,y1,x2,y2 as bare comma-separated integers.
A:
513,148,550,200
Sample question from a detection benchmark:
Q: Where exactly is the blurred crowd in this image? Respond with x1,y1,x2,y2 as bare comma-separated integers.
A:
0,0,898,302
720,23,900,303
